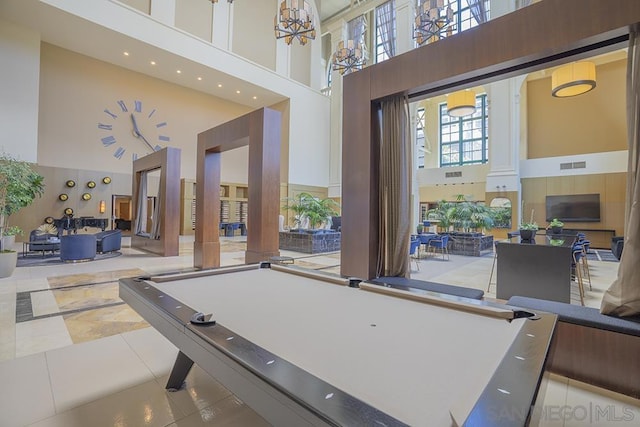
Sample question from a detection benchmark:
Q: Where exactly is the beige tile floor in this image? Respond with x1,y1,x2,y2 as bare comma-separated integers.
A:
0,236,638,426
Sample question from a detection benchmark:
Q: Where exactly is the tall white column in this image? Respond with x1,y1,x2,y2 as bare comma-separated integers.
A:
212,0,233,50
395,0,414,55
327,19,347,198
149,0,175,25
0,20,40,163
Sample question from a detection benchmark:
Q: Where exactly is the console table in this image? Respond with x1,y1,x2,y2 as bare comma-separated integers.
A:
496,234,577,303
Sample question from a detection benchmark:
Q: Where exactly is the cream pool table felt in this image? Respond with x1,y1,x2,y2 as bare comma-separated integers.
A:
119,263,555,426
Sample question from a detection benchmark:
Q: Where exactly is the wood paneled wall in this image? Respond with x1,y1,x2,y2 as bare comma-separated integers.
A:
522,173,625,247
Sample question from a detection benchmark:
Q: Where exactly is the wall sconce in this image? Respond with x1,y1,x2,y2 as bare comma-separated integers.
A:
99,200,106,214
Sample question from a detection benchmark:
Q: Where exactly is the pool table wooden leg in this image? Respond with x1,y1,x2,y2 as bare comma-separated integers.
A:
166,350,194,391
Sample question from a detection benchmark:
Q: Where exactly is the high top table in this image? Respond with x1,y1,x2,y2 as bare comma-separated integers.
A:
496,233,577,303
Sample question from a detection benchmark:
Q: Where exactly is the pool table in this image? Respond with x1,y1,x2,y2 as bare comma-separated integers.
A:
119,264,556,426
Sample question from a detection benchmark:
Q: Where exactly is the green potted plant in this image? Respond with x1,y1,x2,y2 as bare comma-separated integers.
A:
519,222,538,240
416,224,424,234
0,152,45,278
283,192,340,232
548,218,564,235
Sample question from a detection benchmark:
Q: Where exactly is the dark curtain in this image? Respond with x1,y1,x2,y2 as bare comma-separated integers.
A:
376,96,411,278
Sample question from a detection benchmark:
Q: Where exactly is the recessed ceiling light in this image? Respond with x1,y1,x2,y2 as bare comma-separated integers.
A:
177,70,181,74
150,61,156,65
123,52,129,56
197,77,202,81
253,96,257,99
217,84,222,88
236,90,241,94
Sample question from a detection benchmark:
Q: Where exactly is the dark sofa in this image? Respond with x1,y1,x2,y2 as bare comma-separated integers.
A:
28,230,61,256
611,236,624,260
95,229,122,253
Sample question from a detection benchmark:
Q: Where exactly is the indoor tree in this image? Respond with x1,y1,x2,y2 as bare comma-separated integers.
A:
0,152,45,251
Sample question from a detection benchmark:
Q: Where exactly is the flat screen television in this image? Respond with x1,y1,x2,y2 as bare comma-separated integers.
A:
545,194,601,222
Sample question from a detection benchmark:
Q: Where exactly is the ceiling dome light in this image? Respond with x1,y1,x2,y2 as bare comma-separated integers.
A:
551,61,596,97
447,90,476,117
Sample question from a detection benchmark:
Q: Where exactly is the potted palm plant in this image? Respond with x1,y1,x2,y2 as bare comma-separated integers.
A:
283,192,340,231
0,152,45,278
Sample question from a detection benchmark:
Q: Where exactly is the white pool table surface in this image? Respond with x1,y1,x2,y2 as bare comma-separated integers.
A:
133,265,547,426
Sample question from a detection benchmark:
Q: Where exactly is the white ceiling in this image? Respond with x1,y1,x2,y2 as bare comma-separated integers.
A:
319,0,352,21
0,0,299,110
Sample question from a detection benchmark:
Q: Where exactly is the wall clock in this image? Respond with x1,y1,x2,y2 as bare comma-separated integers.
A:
98,99,170,161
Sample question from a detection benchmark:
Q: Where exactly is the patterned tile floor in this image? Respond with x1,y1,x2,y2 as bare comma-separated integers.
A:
0,236,638,426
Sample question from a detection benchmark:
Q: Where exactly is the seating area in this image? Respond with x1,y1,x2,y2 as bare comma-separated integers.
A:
22,227,122,262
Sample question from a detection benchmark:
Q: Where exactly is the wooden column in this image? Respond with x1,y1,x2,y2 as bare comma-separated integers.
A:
131,147,181,257
194,108,282,269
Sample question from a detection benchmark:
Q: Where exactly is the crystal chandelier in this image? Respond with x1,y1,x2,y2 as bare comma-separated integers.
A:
414,0,453,46
274,0,317,46
332,40,365,75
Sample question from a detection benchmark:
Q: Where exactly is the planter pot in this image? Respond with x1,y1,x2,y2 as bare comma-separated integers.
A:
519,229,537,240
279,230,341,254
1,235,15,251
551,226,563,235
0,250,18,278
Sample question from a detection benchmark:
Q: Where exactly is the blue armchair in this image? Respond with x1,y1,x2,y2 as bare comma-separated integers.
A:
60,234,97,262
95,229,122,253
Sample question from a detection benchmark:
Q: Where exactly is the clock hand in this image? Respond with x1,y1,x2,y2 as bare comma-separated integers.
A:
130,113,155,152
130,113,141,136
138,132,156,152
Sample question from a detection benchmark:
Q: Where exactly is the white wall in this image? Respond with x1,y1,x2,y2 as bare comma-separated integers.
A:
520,151,628,179
38,43,251,180
0,19,40,162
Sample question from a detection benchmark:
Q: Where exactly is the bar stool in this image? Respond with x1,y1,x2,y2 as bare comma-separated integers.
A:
487,240,500,292
572,246,586,306
576,234,592,290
